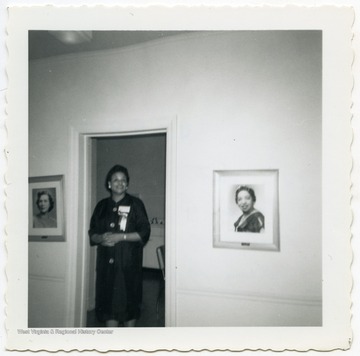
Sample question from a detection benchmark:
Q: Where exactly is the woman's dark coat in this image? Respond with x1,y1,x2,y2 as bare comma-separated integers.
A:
89,194,150,322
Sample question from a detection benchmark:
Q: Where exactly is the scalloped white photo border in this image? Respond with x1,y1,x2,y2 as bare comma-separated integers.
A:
5,5,354,352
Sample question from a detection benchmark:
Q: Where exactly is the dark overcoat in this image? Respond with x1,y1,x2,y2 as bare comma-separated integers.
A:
89,194,150,322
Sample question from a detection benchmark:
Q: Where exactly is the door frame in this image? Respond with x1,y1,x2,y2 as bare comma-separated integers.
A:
66,116,178,327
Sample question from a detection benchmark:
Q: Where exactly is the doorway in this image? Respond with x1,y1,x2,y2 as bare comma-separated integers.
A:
86,133,166,327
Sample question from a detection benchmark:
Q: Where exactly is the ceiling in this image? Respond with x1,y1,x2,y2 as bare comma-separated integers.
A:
29,30,190,60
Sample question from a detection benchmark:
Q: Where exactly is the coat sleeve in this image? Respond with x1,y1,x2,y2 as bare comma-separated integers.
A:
88,200,105,246
133,198,151,246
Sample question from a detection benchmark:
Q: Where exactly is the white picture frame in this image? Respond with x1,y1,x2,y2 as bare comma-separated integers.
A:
213,169,280,251
28,175,65,241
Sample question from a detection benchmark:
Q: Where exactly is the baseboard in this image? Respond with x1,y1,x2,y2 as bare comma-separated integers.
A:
177,287,321,306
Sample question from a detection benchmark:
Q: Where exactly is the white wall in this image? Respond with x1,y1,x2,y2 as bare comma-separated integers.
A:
29,31,322,327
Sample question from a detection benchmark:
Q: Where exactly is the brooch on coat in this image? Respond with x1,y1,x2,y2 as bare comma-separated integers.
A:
118,206,130,231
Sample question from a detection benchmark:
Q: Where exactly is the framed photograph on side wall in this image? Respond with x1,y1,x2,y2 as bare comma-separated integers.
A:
29,175,65,242
213,170,279,251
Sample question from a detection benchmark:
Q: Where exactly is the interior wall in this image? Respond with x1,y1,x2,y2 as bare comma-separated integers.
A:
29,31,322,327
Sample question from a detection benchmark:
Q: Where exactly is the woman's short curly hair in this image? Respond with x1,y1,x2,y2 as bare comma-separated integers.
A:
235,185,256,203
36,191,55,212
105,164,130,192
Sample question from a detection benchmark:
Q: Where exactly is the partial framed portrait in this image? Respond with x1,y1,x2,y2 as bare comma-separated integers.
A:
28,175,65,241
213,170,279,251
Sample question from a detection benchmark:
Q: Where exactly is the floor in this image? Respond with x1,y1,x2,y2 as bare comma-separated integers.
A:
86,268,165,328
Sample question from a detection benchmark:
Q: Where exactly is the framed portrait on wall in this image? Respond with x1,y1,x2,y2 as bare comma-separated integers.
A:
28,175,65,242
213,170,279,251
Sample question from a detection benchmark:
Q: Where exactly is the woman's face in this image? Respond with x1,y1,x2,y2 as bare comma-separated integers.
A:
236,190,254,213
38,194,50,214
109,172,128,196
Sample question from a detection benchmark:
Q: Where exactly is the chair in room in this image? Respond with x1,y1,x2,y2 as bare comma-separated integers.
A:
156,245,165,322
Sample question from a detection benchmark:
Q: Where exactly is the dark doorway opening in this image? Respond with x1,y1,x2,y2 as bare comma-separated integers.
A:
86,133,166,327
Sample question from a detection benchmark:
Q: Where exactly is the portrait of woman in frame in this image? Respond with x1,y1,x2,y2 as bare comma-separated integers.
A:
28,175,65,241
213,170,279,251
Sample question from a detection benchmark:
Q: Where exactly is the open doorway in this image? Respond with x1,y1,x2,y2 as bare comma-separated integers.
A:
86,133,166,327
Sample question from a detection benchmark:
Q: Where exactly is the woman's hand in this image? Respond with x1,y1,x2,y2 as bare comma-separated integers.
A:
100,232,141,246
101,232,116,247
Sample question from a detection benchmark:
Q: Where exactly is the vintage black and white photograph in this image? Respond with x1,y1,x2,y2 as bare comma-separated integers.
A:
4,5,354,352
213,170,279,250
26,28,322,330
28,175,65,241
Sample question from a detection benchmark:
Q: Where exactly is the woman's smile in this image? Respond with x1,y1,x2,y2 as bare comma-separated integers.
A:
109,172,128,196
38,195,50,213
236,190,255,214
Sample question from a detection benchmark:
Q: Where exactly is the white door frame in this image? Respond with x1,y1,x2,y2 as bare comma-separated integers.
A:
65,116,178,327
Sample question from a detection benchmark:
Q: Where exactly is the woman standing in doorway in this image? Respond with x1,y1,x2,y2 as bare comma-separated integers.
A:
89,165,151,327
